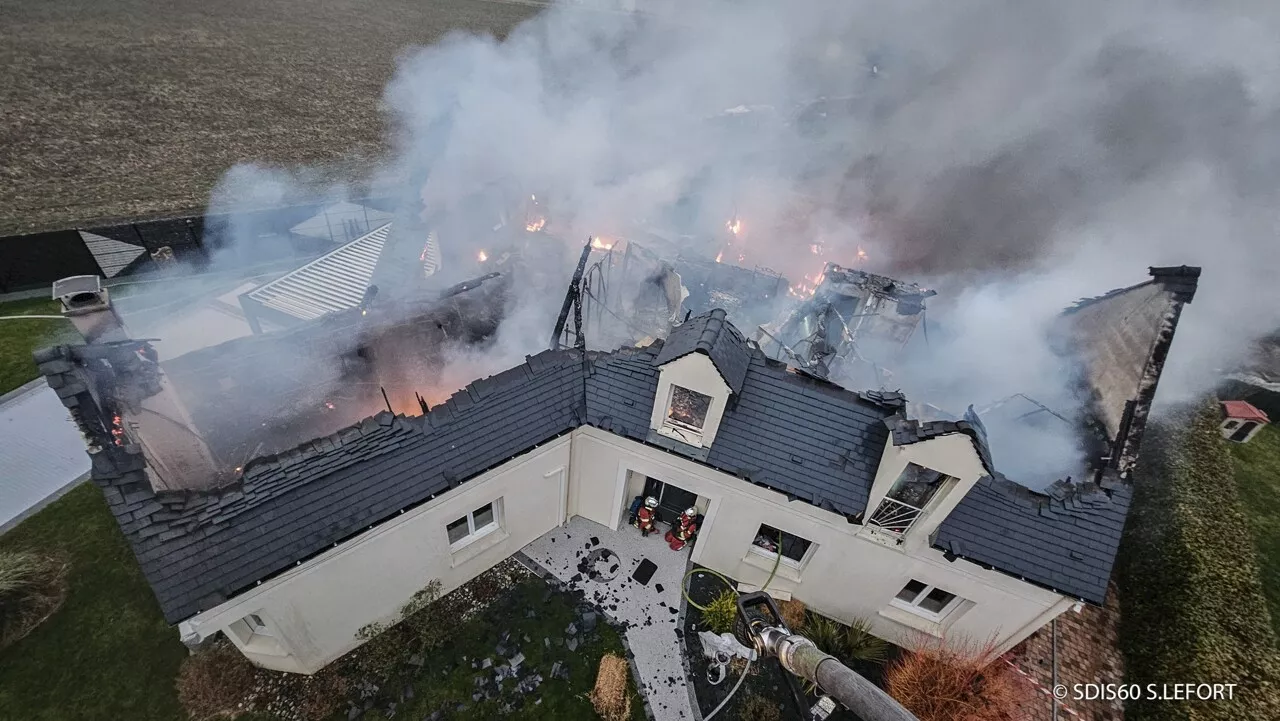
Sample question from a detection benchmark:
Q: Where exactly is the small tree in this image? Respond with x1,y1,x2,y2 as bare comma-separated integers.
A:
700,589,739,635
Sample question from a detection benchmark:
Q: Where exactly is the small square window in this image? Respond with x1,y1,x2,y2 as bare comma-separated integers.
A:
447,499,502,548
891,579,962,621
919,587,957,614
896,579,927,603
473,503,495,530
667,386,712,432
242,613,272,638
446,516,470,545
751,524,813,565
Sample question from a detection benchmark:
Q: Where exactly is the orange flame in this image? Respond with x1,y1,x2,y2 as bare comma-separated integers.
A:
715,251,724,263
526,217,546,232
591,237,613,250
856,246,869,263
477,250,488,262
727,218,742,235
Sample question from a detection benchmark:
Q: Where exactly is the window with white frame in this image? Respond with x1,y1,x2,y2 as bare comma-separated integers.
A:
447,501,499,547
891,579,963,621
244,613,272,638
750,523,813,566
867,463,955,537
229,611,281,651
662,385,712,442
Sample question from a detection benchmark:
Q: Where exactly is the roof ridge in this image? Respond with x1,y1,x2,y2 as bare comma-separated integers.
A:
242,410,404,478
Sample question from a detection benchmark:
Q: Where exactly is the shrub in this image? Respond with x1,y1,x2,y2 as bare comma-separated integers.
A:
778,598,807,632
589,653,632,721
0,550,67,648
738,692,782,721
805,613,889,665
176,639,258,720
1116,404,1280,719
701,589,739,635
884,636,1030,721
843,616,890,664
806,614,847,657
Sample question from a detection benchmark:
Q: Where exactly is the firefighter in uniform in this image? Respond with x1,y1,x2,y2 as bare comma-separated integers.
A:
634,496,659,536
666,506,699,551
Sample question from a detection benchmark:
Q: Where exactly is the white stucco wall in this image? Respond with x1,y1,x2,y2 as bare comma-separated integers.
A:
182,436,571,673
190,421,1070,674
570,427,1069,655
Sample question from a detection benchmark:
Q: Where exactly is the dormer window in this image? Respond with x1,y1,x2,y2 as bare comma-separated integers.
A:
661,385,712,444
867,463,955,537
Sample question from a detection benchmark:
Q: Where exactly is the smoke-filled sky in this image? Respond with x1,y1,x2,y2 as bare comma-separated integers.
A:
204,0,1280,486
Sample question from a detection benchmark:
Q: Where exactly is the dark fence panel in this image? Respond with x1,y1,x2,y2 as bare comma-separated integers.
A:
0,230,102,293
0,198,396,292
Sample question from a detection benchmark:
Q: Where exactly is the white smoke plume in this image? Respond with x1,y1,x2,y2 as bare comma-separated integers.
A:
199,0,1280,487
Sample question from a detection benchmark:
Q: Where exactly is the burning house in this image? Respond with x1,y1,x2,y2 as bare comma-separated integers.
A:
36,242,1198,680
755,262,937,385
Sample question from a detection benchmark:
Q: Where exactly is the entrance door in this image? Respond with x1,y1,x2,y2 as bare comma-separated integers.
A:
642,476,699,526
1230,421,1258,442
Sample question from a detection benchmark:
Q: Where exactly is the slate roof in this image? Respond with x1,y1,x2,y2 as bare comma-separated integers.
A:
42,311,900,623
886,405,995,477
653,308,752,393
44,258,1197,616
934,474,1131,604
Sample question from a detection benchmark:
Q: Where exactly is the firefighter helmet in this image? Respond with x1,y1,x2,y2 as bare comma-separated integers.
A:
644,496,659,509
684,507,698,518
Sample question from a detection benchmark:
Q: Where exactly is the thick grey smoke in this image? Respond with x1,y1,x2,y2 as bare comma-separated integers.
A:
199,0,1280,487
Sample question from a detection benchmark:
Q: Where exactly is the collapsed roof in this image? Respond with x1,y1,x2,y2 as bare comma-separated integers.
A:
933,266,1200,602
38,266,1199,622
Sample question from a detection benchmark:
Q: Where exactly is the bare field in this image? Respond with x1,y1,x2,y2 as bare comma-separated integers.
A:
0,0,544,234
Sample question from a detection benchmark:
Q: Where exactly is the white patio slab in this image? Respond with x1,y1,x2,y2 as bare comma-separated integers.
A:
522,516,696,720
0,379,90,532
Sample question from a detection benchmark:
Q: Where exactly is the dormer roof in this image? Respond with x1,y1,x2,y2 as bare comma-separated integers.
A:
652,308,751,394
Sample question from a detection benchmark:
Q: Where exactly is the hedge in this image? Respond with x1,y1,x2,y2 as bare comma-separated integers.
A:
1116,401,1280,719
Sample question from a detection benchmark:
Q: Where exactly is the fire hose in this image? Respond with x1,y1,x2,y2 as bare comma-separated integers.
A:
738,592,920,721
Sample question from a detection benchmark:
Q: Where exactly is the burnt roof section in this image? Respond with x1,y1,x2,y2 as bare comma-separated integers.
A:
652,308,751,393
1058,265,1200,471
41,310,902,623
44,344,584,623
934,266,1200,604
885,404,995,476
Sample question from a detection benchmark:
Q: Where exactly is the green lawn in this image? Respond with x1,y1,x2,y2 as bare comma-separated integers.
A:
0,483,189,721
358,579,645,721
0,296,75,395
1229,423,1280,636
0,484,644,721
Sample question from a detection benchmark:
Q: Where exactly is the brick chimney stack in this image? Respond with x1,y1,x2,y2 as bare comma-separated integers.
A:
51,276,226,491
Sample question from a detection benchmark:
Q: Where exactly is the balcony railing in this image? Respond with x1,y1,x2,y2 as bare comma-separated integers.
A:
866,497,924,537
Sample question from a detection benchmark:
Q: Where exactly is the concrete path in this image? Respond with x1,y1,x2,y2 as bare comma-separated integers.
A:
0,379,89,532
522,516,696,720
